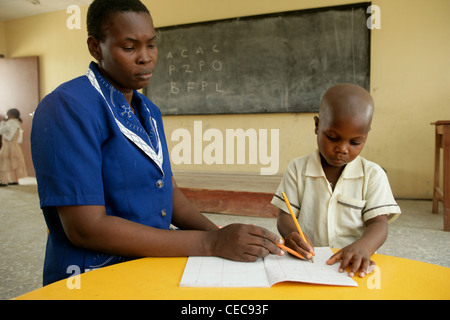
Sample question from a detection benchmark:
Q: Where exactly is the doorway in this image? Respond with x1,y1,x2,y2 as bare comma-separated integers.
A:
0,56,40,177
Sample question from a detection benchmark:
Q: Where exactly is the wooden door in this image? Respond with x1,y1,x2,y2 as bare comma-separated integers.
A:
0,56,40,177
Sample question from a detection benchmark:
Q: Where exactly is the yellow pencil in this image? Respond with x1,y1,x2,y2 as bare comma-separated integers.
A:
281,192,314,262
276,243,306,260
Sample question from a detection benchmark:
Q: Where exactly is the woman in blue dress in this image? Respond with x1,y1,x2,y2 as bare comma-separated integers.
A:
31,0,283,285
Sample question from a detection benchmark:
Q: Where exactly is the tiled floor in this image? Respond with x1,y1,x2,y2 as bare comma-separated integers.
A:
1,181,449,300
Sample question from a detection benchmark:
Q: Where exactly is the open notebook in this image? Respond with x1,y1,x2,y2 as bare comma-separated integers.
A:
180,247,357,287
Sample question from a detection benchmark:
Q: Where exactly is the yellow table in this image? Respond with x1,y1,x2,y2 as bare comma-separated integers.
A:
16,253,450,300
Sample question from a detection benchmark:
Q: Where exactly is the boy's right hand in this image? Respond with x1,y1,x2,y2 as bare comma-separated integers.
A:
211,223,284,262
284,232,315,260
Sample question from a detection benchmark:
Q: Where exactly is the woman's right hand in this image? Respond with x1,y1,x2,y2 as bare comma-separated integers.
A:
210,223,284,262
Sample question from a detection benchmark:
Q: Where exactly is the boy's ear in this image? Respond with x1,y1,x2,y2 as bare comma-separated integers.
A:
87,36,102,61
314,116,319,134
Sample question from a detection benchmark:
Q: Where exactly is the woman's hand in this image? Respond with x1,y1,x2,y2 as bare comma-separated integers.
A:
210,224,284,262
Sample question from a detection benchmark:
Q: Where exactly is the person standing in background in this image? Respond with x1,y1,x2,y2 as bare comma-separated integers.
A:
0,108,27,186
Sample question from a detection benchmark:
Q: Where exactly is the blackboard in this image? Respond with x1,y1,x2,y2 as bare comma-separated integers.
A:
145,3,371,115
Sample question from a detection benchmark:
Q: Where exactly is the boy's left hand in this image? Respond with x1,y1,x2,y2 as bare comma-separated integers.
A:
326,243,376,277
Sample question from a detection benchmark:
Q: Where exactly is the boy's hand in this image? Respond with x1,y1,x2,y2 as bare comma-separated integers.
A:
284,231,315,260
326,242,376,277
211,224,284,262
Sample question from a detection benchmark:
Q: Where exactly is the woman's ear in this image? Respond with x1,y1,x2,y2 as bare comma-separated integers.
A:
87,36,102,61
314,116,320,134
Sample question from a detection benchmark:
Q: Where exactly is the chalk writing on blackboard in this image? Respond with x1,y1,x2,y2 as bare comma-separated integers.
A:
145,3,371,115
165,44,225,95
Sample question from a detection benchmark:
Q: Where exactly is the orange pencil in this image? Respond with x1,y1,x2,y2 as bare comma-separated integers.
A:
276,243,306,260
281,192,315,262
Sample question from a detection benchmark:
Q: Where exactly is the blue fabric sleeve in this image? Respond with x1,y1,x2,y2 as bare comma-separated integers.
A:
31,84,105,207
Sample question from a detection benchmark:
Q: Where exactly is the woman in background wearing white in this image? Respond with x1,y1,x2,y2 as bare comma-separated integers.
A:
0,108,27,186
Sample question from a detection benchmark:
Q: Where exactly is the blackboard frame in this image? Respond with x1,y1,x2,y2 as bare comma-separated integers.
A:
145,2,371,115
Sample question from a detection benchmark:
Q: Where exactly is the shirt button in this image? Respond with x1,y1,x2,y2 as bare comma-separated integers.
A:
161,209,167,217
156,180,164,188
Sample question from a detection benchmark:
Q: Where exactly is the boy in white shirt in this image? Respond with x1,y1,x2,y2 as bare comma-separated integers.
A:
272,83,401,277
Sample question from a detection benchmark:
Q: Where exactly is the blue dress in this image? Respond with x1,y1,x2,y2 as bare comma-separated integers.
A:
31,62,173,285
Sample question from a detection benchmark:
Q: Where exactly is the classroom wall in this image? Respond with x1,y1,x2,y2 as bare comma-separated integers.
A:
3,0,450,199
0,21,6,56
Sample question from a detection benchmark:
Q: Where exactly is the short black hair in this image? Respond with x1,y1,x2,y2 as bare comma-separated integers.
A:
7,108,22,122
87,0,150,41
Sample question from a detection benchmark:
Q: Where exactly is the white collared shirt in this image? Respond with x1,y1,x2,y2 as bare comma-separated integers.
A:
0,118,21,142
271,149,401,248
